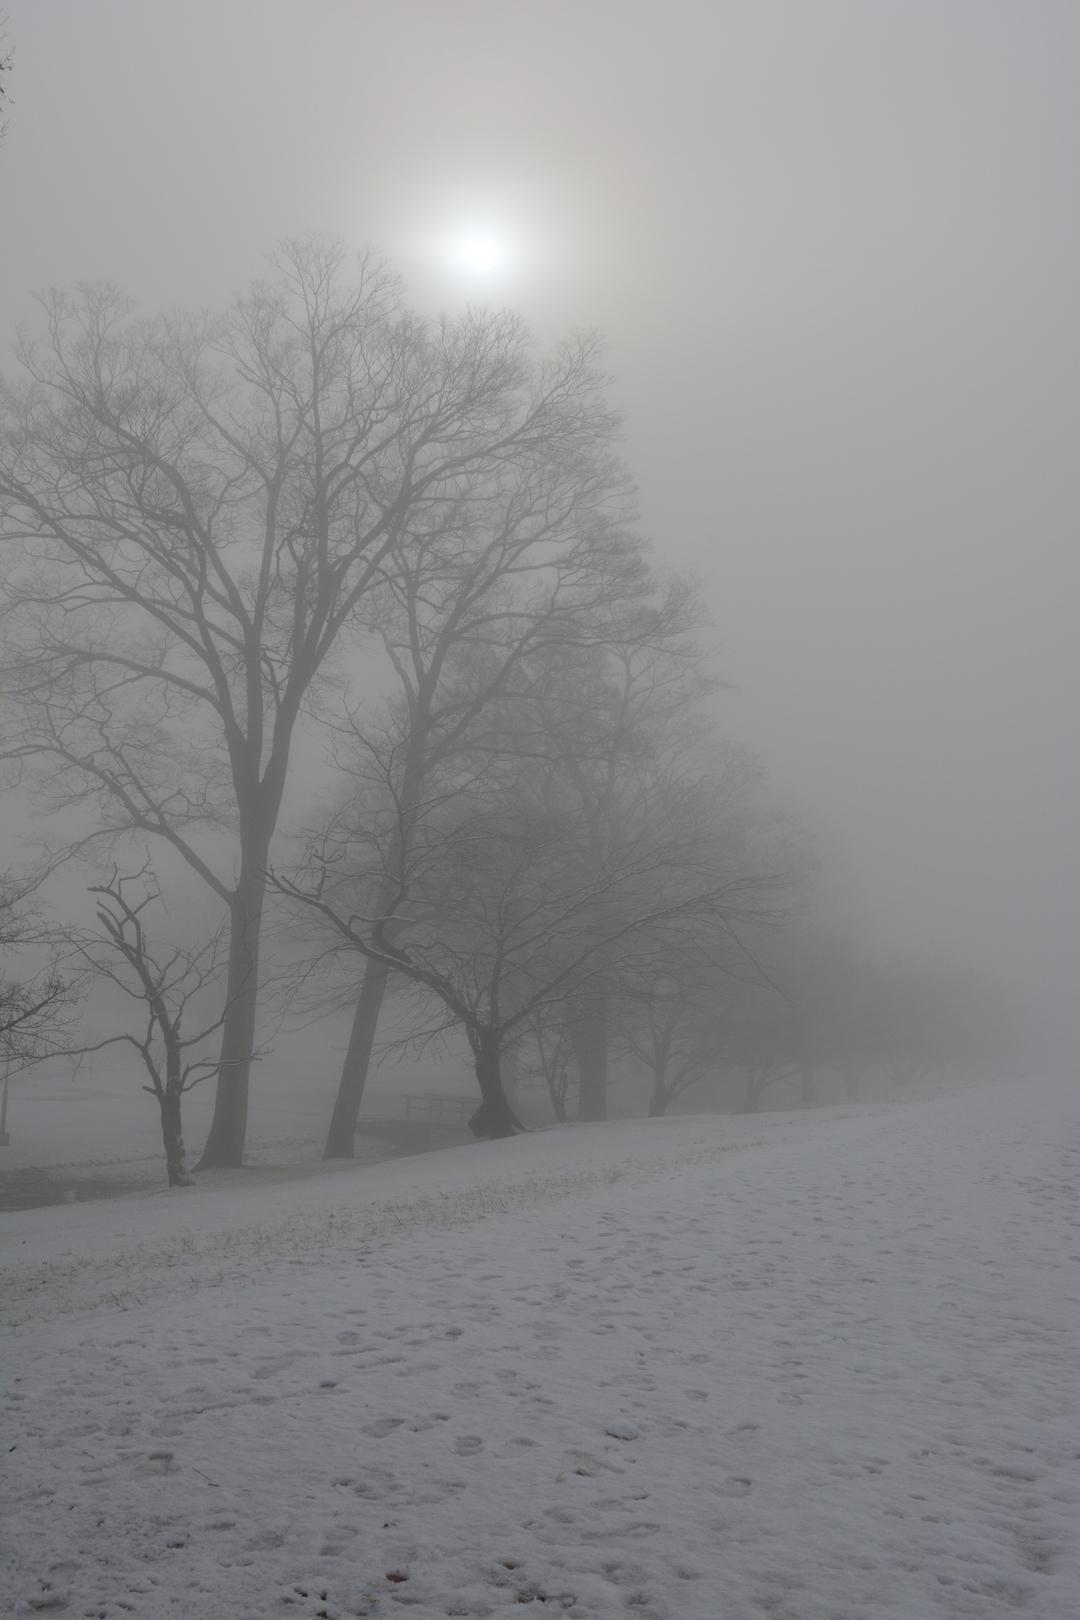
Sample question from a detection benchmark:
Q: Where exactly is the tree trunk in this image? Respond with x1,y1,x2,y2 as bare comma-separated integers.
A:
799,1061,817,1108
323,957,392,1158
468,1025,524,1138
569,998,608,1122
158,1035,194,1188
197,848,267,1169
160,1086,193,1188
324,728,427,1157
648,1086,670,1118
742,1065,760,1113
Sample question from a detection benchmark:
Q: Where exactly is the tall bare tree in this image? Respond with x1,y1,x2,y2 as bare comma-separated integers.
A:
314,392,643,1155
0,237,627,1164
515,605,724,1121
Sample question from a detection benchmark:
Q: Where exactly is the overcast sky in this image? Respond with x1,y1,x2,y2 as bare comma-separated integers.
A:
2,0,1077,1045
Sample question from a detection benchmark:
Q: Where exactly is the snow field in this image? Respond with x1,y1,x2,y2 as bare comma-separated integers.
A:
2,1081,1078,1619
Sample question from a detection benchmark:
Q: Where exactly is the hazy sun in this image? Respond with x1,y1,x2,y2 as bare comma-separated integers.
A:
449,231,505,274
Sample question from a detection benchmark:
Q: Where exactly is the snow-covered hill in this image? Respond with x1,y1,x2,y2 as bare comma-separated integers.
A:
2,1081,1078,1619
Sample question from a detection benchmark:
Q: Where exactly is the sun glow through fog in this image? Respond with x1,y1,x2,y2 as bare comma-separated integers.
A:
448,230,507,274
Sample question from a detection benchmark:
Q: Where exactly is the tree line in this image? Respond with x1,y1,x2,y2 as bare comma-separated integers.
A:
0,241,1015,1185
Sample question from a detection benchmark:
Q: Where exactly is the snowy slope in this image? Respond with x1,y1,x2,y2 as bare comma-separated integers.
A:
2,1082,1078,1620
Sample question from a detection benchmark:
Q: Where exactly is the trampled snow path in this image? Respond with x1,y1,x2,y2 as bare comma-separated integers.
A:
2,1083,1078,1619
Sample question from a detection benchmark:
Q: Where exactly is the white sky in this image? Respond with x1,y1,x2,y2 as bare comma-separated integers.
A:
1,0,1077,1043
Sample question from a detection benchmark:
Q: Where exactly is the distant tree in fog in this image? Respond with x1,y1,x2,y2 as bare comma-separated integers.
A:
860,950,1017,1093
619,969,722,1118
518,1004,576,1122
0,237,631,1167
505,593,727,1124
273,687,786,1135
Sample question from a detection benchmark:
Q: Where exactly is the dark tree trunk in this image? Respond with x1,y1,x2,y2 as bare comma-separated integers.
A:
158,1035,194,1188
799,1061,817,1108
548,1087,568,1123
323,957,392,1158
468,1025,525,1138
648,1086,670,1118
569,998,608,1122
198,846,267,1169
160,1084,193,1188
324,736,426,1156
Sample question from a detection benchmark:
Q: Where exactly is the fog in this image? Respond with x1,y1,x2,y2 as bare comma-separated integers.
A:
2,0,1076,1061
2,10,1079,1615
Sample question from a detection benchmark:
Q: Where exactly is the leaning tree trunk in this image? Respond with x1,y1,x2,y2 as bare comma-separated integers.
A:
569,998,609,1122
324,731,428,1157
468,1025,525,1138
197,846,268,1169
323,956,392,1158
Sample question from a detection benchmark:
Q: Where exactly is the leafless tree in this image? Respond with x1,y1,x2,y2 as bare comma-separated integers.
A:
274,715,782,1137
518,1005,577,1122
513,598,722,1123
312,385,648,1155
620,971,720,1118
0,237,629,1165
0,869,75,1072
63,861,233,1186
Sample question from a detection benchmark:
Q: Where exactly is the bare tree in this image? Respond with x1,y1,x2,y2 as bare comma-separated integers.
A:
516,596,719,1123
274,720,780,1137
314,387,644,1155
620,971,719,1118
64,862,233,1186
519,1005,577,1122
0,870,74,1072
0,237,627,1165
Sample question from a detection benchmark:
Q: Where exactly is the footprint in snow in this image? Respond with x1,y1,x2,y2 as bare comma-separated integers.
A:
362,1417,406,1438
604,1422,641,1441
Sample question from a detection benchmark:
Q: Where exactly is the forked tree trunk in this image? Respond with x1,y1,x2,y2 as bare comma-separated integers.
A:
198,847,267,1169
323,957,392,1158
569,998,609,1122
468,1025,524,1138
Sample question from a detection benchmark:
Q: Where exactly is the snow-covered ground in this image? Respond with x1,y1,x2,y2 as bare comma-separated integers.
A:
2,1080,1077,1620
